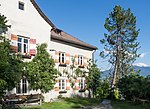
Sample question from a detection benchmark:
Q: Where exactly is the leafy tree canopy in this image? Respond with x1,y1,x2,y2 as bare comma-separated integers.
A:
25,43,58,93
0,14,23,96
86,60,102,98
0,14,11,34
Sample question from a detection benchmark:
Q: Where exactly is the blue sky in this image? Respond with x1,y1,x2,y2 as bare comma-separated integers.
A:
36,0,150,70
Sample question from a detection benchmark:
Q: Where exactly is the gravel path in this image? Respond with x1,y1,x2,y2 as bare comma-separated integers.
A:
82,99,114,109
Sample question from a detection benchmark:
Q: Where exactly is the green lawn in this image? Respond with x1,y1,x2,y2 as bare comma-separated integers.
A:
111,100,150,109
21,97,100,109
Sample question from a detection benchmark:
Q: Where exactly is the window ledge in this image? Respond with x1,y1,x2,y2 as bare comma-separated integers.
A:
78,65,84,68
59,90,67,94
59,63,67,67
79,89,85,92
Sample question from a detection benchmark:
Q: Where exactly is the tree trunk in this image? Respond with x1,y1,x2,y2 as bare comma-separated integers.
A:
111,56,119,88
111,32,120,89
88,89,91,98
111,44,119,99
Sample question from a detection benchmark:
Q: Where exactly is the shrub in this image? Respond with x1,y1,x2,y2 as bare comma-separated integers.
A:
114,89,119,99
117,74,150,101
95,80,110,99
57,94,63,99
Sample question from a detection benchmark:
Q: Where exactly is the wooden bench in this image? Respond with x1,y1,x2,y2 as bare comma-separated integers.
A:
3,94,42,106
24,94,42,106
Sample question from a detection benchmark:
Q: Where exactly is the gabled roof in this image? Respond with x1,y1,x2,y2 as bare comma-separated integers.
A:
51,29,97,50
31,0,97,50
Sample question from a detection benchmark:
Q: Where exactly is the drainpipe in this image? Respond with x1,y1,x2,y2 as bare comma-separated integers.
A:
92,50,96,63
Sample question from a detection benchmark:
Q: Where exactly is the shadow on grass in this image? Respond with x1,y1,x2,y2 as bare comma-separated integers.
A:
62,97,100,108
111,100,150,109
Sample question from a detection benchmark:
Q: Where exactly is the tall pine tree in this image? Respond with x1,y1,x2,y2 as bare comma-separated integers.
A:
100,6,140,89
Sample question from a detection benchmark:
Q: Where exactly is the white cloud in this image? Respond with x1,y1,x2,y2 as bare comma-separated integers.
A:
133,63,150,67
139,53,147,58
104,49,114,54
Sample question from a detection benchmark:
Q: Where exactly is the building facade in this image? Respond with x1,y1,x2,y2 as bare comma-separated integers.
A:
0,0,97,102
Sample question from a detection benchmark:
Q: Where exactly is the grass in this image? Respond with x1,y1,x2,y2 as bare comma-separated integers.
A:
111,100,150,109
20,97,100,109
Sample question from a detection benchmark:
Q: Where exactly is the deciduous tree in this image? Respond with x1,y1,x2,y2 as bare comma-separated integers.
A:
86,60,102,98
0,14,11,34
0,14,23,96
25,43,58,93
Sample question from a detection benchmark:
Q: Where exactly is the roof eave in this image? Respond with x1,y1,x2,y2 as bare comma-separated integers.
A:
51,35,97,50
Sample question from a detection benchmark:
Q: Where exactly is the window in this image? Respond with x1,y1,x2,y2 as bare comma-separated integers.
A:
17,36,29,53
18,37,22,52
59,52,65,63
23,39,28,53
16,82,21,94
78,55,83,65
79,78,84,90
18,2,24,10
59,79,66,90
16,78,28,94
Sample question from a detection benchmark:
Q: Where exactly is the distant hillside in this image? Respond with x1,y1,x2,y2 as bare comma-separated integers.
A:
134,66,150,76
102,66,150,77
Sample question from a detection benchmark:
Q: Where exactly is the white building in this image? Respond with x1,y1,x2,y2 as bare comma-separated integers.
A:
0,0,97,102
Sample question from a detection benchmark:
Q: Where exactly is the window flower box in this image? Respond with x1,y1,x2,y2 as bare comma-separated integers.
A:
16,52,31,59
22,54,31,59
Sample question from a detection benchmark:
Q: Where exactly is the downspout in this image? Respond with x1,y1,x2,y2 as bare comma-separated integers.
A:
92,50,96,63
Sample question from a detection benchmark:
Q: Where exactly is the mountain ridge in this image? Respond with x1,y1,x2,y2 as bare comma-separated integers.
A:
102,66,150,77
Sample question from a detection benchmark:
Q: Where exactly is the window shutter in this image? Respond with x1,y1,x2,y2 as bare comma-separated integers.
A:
55,51,59,63
75,55,78,65
75,79,79,90
29,38,36,55
10,34,18,53
54,79,59,91
66,53,70,65
66,79,70,90
84,56,88,67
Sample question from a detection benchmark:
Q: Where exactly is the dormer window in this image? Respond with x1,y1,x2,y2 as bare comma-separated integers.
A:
54,29,62,36
18,1,24,10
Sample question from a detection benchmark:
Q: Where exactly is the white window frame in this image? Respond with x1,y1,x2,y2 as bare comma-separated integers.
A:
59,52,66,64
17,36,29,54
78,55,83,66
79,78,85,90
18,1,25,11
59,79,66,90
16,78,28,94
